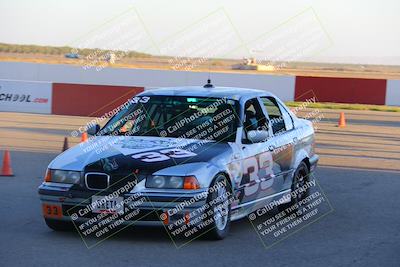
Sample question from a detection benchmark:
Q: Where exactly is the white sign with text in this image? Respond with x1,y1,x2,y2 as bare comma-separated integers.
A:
0,79,52,114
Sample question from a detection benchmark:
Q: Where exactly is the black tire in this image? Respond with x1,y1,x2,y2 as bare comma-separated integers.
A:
280,161,310,213
44,218,73,231
204,175,231,240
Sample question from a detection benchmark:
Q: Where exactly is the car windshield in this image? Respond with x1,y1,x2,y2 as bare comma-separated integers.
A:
100,95,240,142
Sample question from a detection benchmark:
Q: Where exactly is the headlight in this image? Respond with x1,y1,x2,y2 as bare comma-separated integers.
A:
149,175,166,188
46,169,81,184
146,175,199,189
169,176,184,188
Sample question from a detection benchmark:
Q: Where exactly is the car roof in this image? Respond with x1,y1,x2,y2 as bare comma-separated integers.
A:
140,86,274,101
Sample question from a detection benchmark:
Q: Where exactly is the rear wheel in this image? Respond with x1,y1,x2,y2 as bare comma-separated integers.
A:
204,175,231,240
44,218,73,231
280,162,310,213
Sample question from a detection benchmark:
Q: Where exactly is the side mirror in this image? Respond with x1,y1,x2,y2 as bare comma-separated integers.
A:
247,130,269,143
87,124,100,136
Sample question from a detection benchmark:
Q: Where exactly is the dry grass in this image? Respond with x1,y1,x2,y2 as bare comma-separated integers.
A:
286,101,400,112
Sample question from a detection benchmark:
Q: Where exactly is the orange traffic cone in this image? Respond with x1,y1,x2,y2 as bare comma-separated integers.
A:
62,137,69,151
81,132,88,142
1,150,14,176
338,112,346,128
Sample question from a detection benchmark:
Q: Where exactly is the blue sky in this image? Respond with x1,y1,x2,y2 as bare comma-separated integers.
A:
1,0,399,64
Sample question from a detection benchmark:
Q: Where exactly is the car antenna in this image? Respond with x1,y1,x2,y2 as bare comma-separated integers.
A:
203,78,214,88
204,60,214,88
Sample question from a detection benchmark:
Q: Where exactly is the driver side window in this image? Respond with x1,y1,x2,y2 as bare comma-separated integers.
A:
243,98,267,139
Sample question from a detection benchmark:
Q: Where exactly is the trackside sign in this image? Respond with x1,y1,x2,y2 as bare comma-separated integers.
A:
0,80,52,114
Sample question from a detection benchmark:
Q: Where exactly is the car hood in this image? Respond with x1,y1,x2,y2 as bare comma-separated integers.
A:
49,136,233,173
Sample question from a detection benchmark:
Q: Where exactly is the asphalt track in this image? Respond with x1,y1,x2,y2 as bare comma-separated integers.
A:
0,109,399,267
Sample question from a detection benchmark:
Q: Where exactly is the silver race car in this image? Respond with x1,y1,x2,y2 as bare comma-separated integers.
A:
38,83,318,240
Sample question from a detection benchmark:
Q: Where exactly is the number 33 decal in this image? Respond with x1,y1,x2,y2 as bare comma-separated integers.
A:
131,149,196,162
243,152,274,196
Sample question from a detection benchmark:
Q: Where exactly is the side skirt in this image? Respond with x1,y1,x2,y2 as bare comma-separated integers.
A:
230,189,291,221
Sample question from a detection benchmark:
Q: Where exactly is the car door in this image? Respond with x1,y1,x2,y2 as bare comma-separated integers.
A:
260,96,296,191
236,97,285,206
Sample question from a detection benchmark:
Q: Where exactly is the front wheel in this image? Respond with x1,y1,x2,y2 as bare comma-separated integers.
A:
280,161,310,213
204,175,231,240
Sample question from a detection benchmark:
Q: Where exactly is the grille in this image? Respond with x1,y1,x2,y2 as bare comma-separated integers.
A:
85,172,109,190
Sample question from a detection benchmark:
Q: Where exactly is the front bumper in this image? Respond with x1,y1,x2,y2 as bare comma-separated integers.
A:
38,182,208,226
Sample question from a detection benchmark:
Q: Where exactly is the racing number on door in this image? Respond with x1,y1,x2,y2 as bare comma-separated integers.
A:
243,152,274,196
